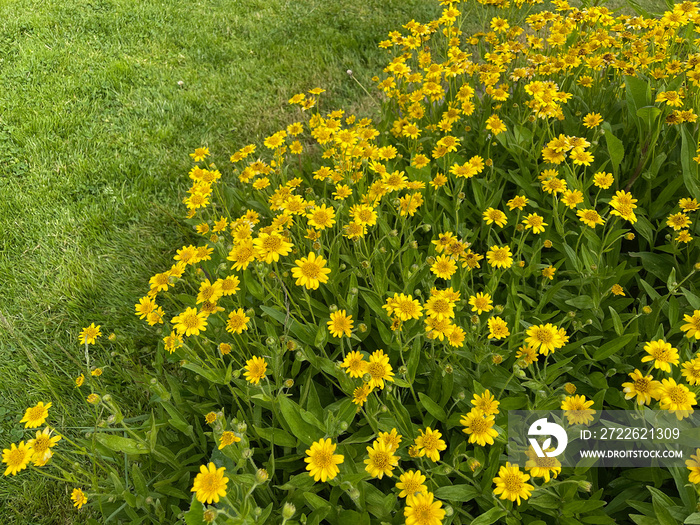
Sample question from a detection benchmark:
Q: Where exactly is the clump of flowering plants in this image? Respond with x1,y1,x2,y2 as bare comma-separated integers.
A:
6,0,700,523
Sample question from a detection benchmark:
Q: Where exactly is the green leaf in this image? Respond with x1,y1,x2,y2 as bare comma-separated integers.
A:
418,392,447,422
470,507,507,525
130,464,148,497
184,499,204,525
592,333,637,360
181,362,227,384
254,425,298,447
96,434,149,455
602,122,625,177
433,484,479,502
681,125,700,201
609,307,624,336
277,395,320,445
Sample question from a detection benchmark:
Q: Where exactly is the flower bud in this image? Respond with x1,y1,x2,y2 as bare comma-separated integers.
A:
256,469,269,483
282,502,296,519
284,379,294,388
468,458,481,471
242,448,253,459
329,304,338,313
565,383,577,394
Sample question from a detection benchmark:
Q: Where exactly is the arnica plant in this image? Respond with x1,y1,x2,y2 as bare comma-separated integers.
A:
5,0,700,523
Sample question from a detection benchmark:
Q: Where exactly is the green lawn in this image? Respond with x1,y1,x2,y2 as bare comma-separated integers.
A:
0,0,439,522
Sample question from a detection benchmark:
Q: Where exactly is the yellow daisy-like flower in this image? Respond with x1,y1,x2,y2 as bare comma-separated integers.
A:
190,147,209,162
507,195,529,211
577,208,605,228
430,255,457,280
487,316,510,339
667,212,691,230
340,351,366,378
20,401,52,429
472,390,500,416
593,172,614,189
377,428,402,453
622,369,661,406
292,252,331,290
226,308,250,334
525,446,561,483
641,339,680,373
253,231,293,264
75,374,85,388
682,311,700,339
404,491,446,525
483,207,508,228
485,114,506,135
71,488,88,509
191,463,229,504
384,293,423,321
365,350,395,390
414,427,447,462
460,410,499,446
542,265,556,280
525,323,566,355
686,448,700,484
561,394,595,425
522,213,547,234
682,358,700,385
328,310,353,338
469,292,493,315
244,356,268,385
218,431,241,450
352,383,372,406
493,462,533,505
304,438,344,482
364,439,399,479
171,307,208,337
611,284,625,296
396,470,427,499
307,204,336,230
27,427,62,466
2,441,32,476
658,378,697,420
79,323,102,345
486,245,513,269
582,112,603,128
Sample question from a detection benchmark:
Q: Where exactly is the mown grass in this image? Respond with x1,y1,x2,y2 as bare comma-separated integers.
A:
0,0,440,522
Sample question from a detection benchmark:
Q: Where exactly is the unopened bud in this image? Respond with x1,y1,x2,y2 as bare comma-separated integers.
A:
282,502,296,519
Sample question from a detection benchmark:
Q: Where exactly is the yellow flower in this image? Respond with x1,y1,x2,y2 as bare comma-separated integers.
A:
244,356,268,385
352,383,372,406
486,114,506,135
687,448,700,484
396,470,427,499
577,209,604,228
218,431,241,450
641,339,680,373
414,427,447,462
340,351,366,378
525,323,567,355
682,310,700,339
171,307,208,337
430,255,457,280
461,410,499,446
542,265,556,280
71,488,88,509
486,245,513,269
507,195,529,211
523,213,547,234
75,374,85,388
667,212,691,230
2,441,32,476
292,252,331,290
305,438,344,482
611,284,625,296
592,172,613,189
87,393,100,404
365,350,394,390
384,293,423,321
328,310,353,338
79,323,102,345
622,369,661,406
472,390,500,416
483,207,508,228
525,446,561,483
658,378,697,420
20,401,52,429
190,147,210,162
469,292,493,315
253,231,293,264
27,427,62,466
404,491,445,525
377,429,402,453
493,462,533,505
226,308,250,334
205,412,217,424
487,316,510,339
307,204,336,230
561,395,595,425
364,439,399,479
582,112,603,128
191,463,229,504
